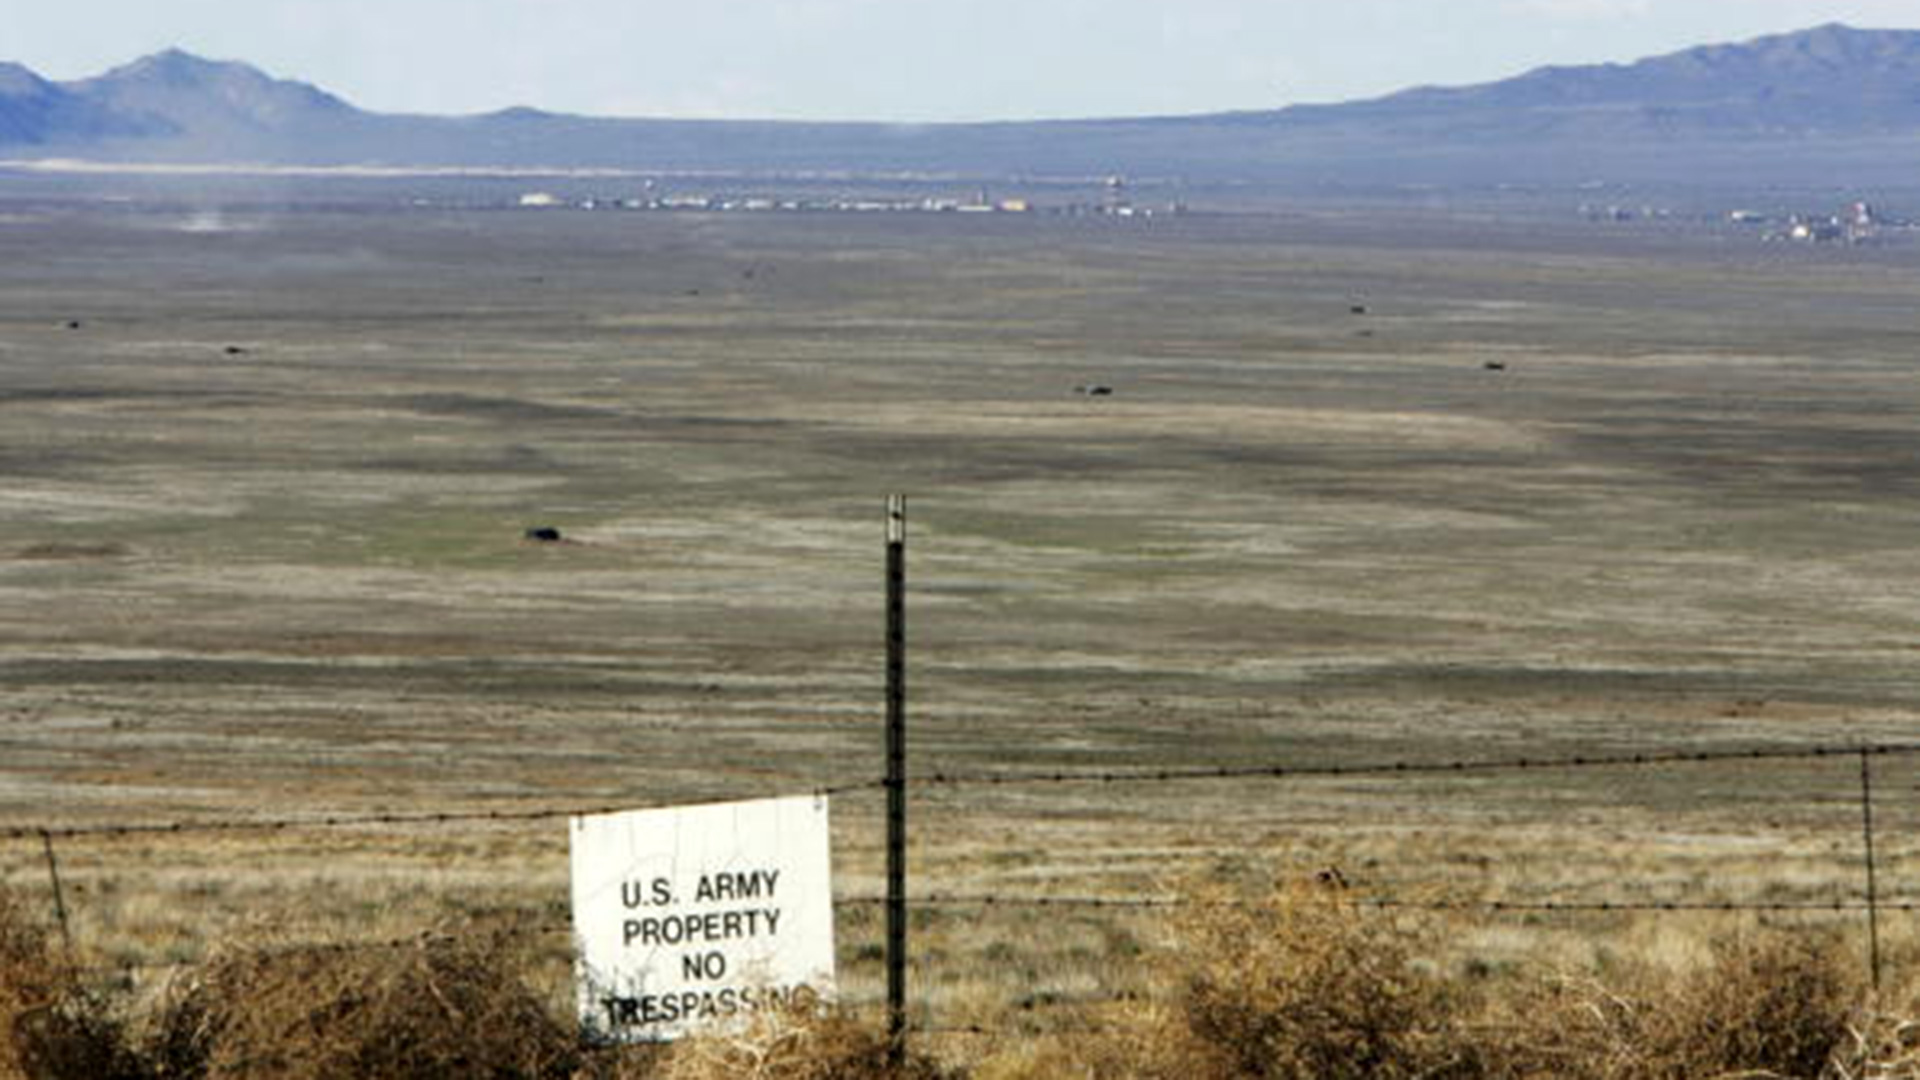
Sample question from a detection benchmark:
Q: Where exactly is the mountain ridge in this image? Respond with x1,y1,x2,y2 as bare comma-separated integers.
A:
9,25,1920,186
1256,23,1920,137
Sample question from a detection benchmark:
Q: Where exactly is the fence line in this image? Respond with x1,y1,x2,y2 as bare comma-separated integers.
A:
5,736,1914,1049
3,741,1911,841
913,741,1920,790
0,779,889,842
836,895,1920,914
65,894,1920,982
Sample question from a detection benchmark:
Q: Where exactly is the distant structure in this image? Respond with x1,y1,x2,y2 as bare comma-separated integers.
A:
1580,203,1659,222
1785,218,1844,243
1848,201,1878,241
499,184,1150,220
1767,199,1891,244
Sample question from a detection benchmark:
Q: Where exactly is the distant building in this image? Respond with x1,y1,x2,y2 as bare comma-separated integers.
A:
1786,218,1844,243
1846,201,1879,243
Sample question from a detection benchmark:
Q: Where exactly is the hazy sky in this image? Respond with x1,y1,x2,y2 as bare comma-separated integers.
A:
9,0,1920,121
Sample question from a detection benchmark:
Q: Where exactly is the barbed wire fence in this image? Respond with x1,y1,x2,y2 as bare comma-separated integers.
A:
4,738,1915,1040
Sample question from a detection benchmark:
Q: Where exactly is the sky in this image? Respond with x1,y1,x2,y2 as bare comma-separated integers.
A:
8,0,1920,122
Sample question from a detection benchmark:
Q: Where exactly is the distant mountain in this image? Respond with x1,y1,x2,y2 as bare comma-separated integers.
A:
1275,23,1920,137
0,60,159,144
9,25,1920,187
70,49,357,137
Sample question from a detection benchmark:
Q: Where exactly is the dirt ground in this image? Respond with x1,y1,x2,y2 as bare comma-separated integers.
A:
0,187,1913,1032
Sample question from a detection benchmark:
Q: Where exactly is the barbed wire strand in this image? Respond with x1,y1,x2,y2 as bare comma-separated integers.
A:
7,741,1913,840
916,741,1920,790
71,892,1917,980
836,894,1920,914
1,778,889,841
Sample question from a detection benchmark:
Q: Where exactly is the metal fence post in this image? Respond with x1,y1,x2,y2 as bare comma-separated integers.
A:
885,495,908,1060
40,828,75,962
1859,749,1882,994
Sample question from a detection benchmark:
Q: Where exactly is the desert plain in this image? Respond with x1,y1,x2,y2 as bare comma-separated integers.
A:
0,180,1914,1036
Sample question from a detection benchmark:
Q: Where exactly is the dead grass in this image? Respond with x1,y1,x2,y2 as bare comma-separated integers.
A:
977,881,1908,1080
1483,929,1865,1080
1140,880,1475,1080
146,917,576,1080
7,878,1919,1079
0,887,144,1080
1628,931,1855,1078
647,1001,949,1080
0,886,67,1080
1827,1011,1920,1080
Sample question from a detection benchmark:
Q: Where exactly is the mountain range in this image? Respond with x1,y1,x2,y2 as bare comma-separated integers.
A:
7,24,1920,187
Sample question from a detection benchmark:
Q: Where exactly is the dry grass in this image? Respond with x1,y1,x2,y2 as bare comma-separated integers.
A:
647,1001,949,1080
1139,880,1474,1080
7,878,1920,1079
1480,929,1865,1080
0,887,144,1080
1827,1012,1920,1080
0,886,68,1080
975,881,1912,1080
146,917,576,1080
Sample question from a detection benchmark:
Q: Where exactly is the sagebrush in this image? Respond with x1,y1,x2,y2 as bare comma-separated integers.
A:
2,881,1913,1079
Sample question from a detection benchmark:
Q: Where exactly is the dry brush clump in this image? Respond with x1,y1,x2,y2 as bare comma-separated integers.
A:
147,918,577,1080
645,1000,949,1080
1826,1011,1920,1080
1485,927,1868,1080
7,875,1916,1080
978,879,1907,1080
1664,930,1862,1078
1042,880,1483,1080
0,886,146,1080
0,887,60,1080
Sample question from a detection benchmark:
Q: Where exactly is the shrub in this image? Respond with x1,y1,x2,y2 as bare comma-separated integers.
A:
1135,880,1478,1080
1660,930,1859,1078
1502,928,1862,1080
149,920,576,1080
0,887,144,1080
657,1000,949,1080
1825,1008,1920,1080
0,887,59,1080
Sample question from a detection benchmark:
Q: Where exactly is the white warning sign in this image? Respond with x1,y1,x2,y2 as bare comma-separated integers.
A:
570,794,836,1042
